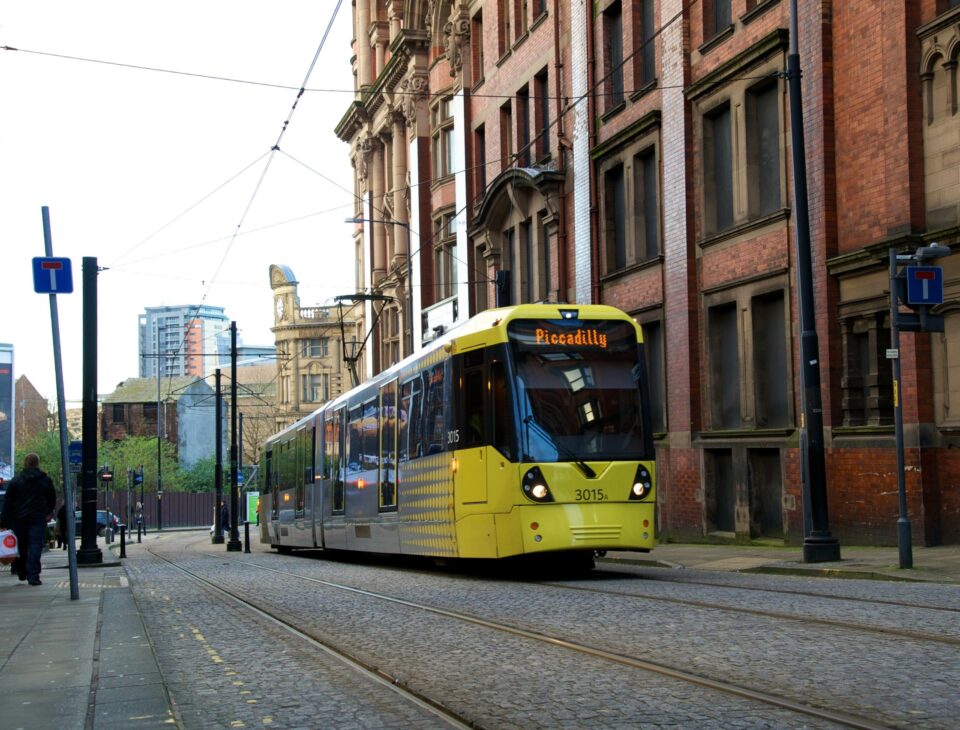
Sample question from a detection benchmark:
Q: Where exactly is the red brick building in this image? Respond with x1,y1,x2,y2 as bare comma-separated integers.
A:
337,1,960,546
14,375,50,445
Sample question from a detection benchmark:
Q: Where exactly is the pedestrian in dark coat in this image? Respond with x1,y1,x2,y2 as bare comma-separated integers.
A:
0,453,56,585
56,502,69,550
220,499,230,537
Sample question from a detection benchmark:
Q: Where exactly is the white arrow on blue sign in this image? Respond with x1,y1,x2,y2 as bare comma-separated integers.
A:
906,266,944,306
32,257,74,294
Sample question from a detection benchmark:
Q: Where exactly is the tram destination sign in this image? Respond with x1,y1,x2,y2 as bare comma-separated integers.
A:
508,319,637,352
533,327,608,348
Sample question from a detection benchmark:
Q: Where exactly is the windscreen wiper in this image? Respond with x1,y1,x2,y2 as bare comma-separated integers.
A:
523,415,596,478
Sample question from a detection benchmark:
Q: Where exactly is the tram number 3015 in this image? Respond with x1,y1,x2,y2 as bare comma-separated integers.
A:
575,488,608,502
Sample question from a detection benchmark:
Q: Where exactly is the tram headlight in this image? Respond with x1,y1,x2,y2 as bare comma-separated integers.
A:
521,466,554,503
629,465,653,500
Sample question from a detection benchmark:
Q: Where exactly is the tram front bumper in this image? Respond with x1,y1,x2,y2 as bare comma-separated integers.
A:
506,502,656,556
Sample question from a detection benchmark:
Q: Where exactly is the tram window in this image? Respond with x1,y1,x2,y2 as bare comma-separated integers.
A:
347,405,363,477
361,398,379,482
463,367,485,447
322,415,334,479
491,360,514,459
331,409,345,513
380,380,398,510
264,451,272,494
295,429,308,515
423,364,446,455
399,378,423,462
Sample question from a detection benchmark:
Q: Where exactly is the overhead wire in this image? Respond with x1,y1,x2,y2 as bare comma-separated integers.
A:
15,0,733,332
107,152,271,268
162,0,345,382
35,0,742,298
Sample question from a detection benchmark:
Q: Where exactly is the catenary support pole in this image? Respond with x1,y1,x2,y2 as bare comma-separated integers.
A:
227,321,242,551
78,257,103,564
788,0,840,562
213,368,224,544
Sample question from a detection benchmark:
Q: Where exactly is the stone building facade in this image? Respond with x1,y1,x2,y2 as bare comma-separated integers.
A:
269,264,361,431
335,0,960,546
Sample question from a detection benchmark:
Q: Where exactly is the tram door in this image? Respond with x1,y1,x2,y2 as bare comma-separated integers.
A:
321,408,347,549
456,349,487,505
312,417,324,548
262,448,273,543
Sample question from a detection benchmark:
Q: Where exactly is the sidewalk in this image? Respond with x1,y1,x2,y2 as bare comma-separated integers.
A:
605,542,960,584
0,541,176,729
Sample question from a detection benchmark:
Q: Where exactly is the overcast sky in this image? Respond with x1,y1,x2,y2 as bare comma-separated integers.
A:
1,1,357,407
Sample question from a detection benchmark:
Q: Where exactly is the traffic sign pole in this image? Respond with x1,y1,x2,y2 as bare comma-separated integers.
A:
40,207,80,598
889,249,913,569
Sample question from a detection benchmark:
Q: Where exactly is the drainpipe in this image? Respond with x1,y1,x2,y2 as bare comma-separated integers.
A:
554,0,569,301
585,0,601,304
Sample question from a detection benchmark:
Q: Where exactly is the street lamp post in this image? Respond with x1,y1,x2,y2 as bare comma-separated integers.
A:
346,217,414,356
888,242,951,569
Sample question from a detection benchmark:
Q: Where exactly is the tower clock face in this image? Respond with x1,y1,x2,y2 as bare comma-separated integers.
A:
275,296,285,320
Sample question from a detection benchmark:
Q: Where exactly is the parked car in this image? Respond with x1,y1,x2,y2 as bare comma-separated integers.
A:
74,509,119,537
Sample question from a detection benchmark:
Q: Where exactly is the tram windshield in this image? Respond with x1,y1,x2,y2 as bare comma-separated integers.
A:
507,319,650,461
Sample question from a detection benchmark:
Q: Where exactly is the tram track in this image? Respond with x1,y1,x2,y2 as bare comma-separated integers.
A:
150,540,901,730
143,545,475,730
538,577,960,647
591,565,960,613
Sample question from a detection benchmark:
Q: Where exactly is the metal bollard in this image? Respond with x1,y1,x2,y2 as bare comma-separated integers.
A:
119,525,127,559
137,522,142,543
244,521,251,553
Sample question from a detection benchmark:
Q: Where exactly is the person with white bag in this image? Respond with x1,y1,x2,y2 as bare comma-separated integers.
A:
0,454,56,585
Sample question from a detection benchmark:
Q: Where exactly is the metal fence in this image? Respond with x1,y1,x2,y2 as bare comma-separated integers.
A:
100,490,217,530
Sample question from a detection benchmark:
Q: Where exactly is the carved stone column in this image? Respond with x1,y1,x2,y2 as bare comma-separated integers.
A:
392,111,409,267
402,73,429,132
445,5,471,83
387,0,404,42
356,0,372,87
371,139,387,283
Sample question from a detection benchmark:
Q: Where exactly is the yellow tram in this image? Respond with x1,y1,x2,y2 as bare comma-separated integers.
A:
259,304,656,565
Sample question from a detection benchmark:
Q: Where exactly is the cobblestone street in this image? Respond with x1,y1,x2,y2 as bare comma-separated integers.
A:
119,532,960,729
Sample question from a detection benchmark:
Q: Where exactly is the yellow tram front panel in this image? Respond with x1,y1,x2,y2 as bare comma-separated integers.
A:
454,454,656,558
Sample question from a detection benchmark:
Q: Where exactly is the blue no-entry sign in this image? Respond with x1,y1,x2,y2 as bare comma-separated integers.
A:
32,257,74,294
906,266,944,306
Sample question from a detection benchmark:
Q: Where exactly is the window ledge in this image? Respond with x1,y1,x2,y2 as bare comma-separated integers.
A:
496,50,512,68
698,207,790,250
530,12,549,34
600,100,627,124
629,78,658,103
741,0,780,27
600,255,662,284
698,427,795,440
512,30,530,52
471,76,485,93
430,173,455,192
918,4,960,39
698,25,735,56
833,425,894,436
